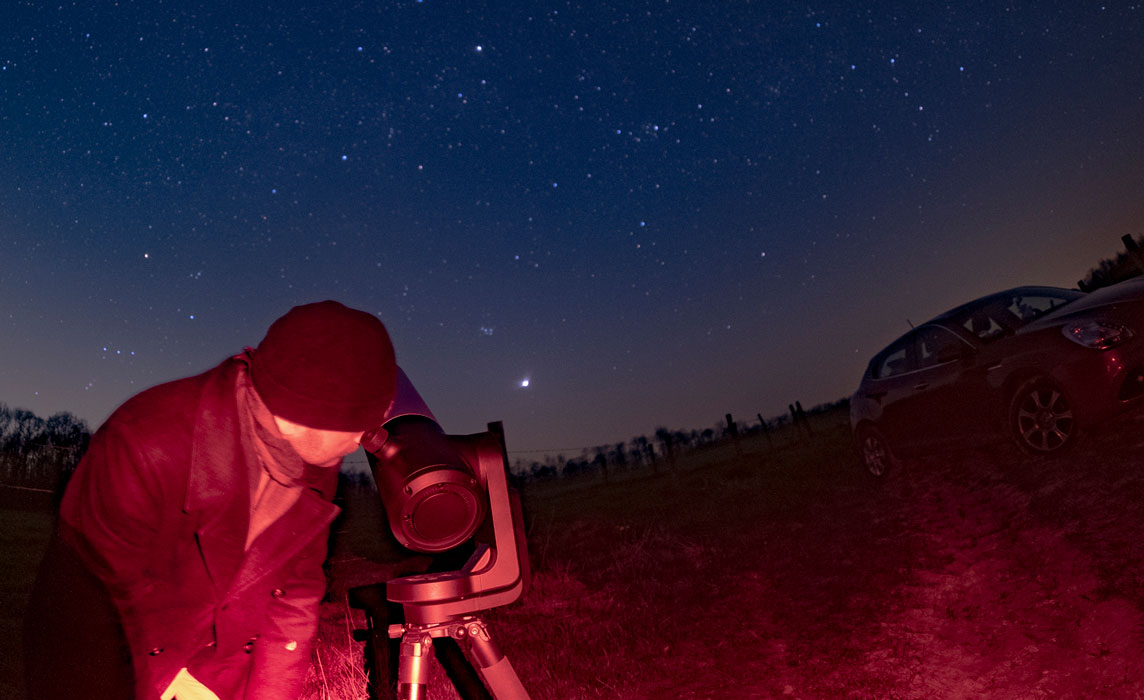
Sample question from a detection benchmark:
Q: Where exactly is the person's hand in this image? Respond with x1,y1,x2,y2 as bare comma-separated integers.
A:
160,667,221,700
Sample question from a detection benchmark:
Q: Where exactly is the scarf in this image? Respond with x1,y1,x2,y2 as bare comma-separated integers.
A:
232,351,337,515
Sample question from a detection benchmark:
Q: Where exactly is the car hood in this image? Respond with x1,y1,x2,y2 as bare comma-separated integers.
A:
1021,276,1144,333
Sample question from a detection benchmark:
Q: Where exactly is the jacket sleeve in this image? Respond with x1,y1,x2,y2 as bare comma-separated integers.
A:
245,521,331,700
57,420,188,697
59,421,166,611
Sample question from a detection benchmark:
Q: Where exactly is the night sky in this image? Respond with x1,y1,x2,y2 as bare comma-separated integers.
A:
2,2,1142,461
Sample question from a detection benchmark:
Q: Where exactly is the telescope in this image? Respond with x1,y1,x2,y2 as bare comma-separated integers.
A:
350,370,531,700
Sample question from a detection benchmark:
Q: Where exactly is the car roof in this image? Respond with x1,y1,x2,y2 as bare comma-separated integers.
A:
862,285,1080,378
925,285,1075,326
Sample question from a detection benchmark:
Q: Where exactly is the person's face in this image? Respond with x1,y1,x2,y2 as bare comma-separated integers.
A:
273,415,364,467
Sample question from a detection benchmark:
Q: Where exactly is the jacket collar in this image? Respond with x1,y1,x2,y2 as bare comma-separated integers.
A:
185,357,252,516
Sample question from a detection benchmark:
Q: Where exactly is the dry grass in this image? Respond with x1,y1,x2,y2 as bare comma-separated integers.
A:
306,415,868,699
12,406,1144,698
300,603,372,700
0,504,53,700
306,407,1144,699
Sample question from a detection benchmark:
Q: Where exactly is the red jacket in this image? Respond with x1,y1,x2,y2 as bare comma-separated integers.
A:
56,356,340,699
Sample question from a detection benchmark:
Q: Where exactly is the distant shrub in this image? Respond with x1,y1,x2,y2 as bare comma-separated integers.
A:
1079,234,1144,291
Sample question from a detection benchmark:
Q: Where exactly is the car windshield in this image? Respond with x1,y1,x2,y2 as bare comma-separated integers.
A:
952,288,1083,343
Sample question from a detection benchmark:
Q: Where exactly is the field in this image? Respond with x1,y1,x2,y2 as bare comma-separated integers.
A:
9,407,1144,698
0,496,52,700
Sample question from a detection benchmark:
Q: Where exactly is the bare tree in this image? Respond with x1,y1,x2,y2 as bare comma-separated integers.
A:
0,405,90,490
654,427,675,470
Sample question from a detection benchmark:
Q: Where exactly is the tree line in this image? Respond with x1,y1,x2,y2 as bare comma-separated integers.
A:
513,398,848,483
1078,233,1144,291
0,403,91,492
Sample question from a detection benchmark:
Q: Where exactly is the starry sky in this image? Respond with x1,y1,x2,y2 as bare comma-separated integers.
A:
2,1,1142,461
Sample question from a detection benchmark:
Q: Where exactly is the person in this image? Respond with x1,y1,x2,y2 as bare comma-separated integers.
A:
25,301,398,700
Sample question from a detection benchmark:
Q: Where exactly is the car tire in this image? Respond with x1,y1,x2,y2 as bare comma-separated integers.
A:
1009,376,1078,456
856,425,898,477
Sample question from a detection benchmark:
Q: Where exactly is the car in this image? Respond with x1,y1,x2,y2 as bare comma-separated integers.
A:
850,276,1144,475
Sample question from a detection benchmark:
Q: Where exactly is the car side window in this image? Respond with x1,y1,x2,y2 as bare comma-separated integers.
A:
873,341,910,379
1006,293,1067,322
962,313,1004,341
916,326,966,369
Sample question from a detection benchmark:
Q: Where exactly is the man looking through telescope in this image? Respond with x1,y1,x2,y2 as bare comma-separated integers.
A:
26,301,399,700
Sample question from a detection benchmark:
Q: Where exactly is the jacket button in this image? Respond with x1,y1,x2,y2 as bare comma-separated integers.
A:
271,588,286,598
148,647,164,656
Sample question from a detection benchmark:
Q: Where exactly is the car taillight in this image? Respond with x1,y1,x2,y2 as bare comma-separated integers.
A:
1062,320,1134,350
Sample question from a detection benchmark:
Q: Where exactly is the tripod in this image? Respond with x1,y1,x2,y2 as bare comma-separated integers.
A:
351,424,531,700
387,615,528,700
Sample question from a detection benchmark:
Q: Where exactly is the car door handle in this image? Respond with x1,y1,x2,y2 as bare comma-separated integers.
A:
867,391,887,401
913,382,929,390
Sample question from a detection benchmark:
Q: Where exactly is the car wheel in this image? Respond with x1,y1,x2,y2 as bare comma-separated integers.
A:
1009,376,1078,455
857,426,897,477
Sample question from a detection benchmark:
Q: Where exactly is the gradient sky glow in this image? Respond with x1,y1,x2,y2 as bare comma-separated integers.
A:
2,2,1142,460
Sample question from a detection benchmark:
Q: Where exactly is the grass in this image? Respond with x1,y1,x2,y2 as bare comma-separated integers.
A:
1,409,971,698
0,504,54,700
306,411,864,699
11,407,1144,697
306,408,1144,698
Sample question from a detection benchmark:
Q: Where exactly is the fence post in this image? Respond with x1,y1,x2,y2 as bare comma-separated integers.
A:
726,413,742,456
756,413,773,449
795,401,814,438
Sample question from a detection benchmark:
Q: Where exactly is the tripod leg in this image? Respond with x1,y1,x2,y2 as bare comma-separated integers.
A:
365,616,392,700
464,621,531,700
347,584,397,700
434,636,493,700
397,631,434,700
